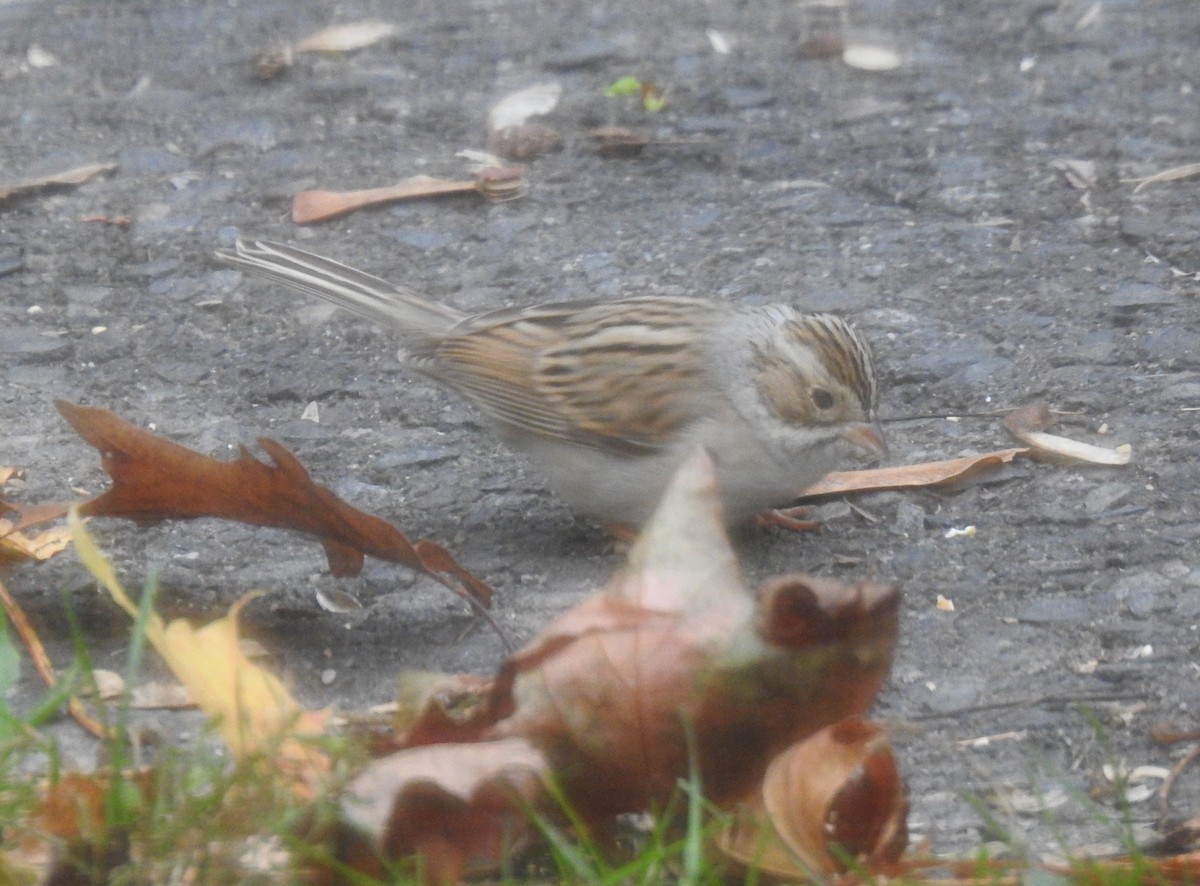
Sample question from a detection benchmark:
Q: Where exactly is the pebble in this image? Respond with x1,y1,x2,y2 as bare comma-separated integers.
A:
893,500,925,537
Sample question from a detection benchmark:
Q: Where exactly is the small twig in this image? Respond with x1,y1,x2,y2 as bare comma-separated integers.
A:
910,692,1147,722
1159,743,1200,818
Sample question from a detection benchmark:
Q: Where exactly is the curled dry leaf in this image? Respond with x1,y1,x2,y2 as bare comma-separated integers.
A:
341,449,900,879
0,518,71,566
294,22,399,54
2,471,71,565
342,737,547,885
1130,161,1200,193
489,450,897,813
1003,403,1132,465
56,400,490,606
718,719,908,879
0,161,117,203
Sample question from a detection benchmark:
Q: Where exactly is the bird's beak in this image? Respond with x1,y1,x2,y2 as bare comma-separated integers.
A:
842,421,888,459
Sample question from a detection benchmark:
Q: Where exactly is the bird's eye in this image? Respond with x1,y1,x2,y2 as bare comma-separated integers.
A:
811,387,835,410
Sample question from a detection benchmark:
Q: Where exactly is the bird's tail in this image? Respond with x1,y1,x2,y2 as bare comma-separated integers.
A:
215,238,465,340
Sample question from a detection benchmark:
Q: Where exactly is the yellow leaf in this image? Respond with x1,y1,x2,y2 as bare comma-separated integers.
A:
69,511,330,790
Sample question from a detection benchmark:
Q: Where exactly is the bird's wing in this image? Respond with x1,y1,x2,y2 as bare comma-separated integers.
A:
421,297,715,456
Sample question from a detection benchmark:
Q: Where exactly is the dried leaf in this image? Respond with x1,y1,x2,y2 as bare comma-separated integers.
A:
487,82,561,133
72,512,330,788
0,519,72,566
0,162,117,203
1130,161,1200,193
56,400,490,606
487,450,899,815
343,450,899,877
1051,158,1097,190
1003,405,1131,465
717,719,907,877
129,679,194,709
342,737,547,883
294,22,398,54
842,43,902,71
292,167,525,224
587,125,651,157
1014,431,1131,465
487,123,562,161
798,449,1028,498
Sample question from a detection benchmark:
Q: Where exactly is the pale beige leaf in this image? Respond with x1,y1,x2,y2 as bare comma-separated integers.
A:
0,162,117,202
1130,161,1200,193
488,82,562,132
1014,430,1132,465
842,43,902,71
294,22,398,53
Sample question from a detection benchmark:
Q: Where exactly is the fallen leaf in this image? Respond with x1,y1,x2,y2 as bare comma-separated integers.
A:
292,167,525,224
0,162,117,203
504,451,896,810
487,82,562,133
294,22,399,54
586,125,651,157
717,719,908,877
1130,161,1200,193
56,400,490,606
1051,158,1098,190
842,43,903,71
1003,404,1132,465
1013,431,1131,465
341,737,547,884
342,450,900,876
72,512,330,791
798,449,1028,498
0,519,72,566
